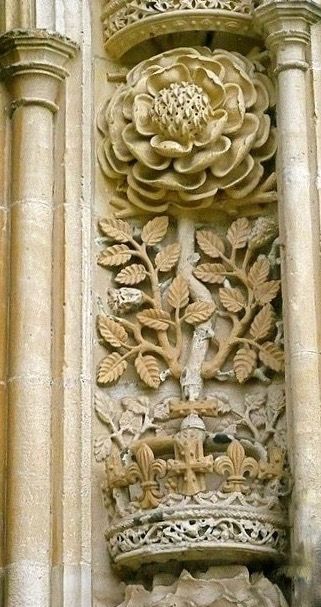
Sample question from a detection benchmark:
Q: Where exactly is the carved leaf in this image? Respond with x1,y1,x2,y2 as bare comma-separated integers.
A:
167,276,189,309
98,244,132,267
97,315,129,348
248,256,270,287
99,218,132,242
135,354,160,389
219,287,246,312
155,243,180,272
97,352,128,384
233,347,257,383
137,308,171,331
254,280,280,305
196,230,225,258
227,218,250,249
95,393,114,426
249,304,275,341
94,435,112,462
115,264,147,285
259,342,284,372
184,301,215,324
194,263,226,284
141,216,169,245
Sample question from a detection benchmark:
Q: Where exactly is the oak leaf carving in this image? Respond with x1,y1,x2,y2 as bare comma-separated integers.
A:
155,243,180,272
254,280,280,305
233,347,257,383
196,230,225,258
141,216,169,245
167,275,189,309
248,256,270,288
194,263,226,284
135,354,161,389
259,342,284,372
137,308,171,330
97,352,128,384
219,287,246,313
226,218,250,249
249,304,275,341
98,244,132,267
184,301,215,324
97,315,129,347
115,264,147,285
99,218,132,242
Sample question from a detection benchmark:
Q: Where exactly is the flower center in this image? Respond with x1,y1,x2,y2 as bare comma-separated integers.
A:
150,81,212,143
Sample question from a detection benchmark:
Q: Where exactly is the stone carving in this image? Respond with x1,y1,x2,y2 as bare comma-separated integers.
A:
95,387,289,567
97,215,283,394
98,48,276,215
102,1,259,58
116,567,288,606
214,440,259,493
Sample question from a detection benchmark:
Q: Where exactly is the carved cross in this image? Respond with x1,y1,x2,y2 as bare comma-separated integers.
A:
167,426,213,496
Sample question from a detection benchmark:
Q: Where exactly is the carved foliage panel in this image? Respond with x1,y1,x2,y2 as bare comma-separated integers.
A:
95,40,288,606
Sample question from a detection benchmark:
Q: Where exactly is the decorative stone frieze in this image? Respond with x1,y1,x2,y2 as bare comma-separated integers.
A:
102,0,260,58
99,47,277,216
116,567,289,607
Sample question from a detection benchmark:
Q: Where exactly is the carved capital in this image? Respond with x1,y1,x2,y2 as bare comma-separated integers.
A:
255,0,321,55
0,29,78,113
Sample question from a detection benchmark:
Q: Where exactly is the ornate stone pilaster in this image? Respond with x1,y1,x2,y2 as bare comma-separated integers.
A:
255,2,321,605
0,30,77,607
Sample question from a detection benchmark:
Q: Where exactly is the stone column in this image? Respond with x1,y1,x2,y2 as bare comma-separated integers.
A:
255,2,321,604
0,30,76,607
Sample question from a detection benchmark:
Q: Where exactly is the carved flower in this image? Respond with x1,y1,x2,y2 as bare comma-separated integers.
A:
99,48,276,213
117,568,288,606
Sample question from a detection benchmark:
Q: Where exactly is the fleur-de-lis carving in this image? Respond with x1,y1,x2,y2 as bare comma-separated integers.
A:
258,446,285,481
127,443,166,509
214,440,259,494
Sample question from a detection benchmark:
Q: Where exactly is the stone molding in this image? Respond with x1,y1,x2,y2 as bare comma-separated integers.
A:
255,0,321,52
102,0,260,58
0,29,78,113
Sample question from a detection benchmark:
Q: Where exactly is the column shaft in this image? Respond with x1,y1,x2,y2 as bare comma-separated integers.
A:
0,29,77,607
6,103,54,606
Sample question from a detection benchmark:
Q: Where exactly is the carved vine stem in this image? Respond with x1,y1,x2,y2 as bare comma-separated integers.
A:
177,216,213,400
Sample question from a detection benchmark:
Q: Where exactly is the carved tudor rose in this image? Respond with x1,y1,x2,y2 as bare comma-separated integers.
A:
99,47,277,214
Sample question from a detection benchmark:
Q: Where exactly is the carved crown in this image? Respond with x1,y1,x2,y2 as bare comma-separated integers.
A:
102,0,260,58
96,390,289,572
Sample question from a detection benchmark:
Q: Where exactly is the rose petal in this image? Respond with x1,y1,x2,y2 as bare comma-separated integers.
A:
253,128,277,161
150,134,193,158
213,52,257,107
211,113,259,177
132,94,156,136
103,141,129,175
147,64,191,96
132,162,206,191
252,114,271,149
226,161,264,198
179,174,219,200
194,110,228,146
174,137,230,174
193,67,225,109
127,186,170,212
253,78,270,112
178,54,224,80
216,155,255,190
122,124,171,170
128,170,167,200
223,83,245,134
